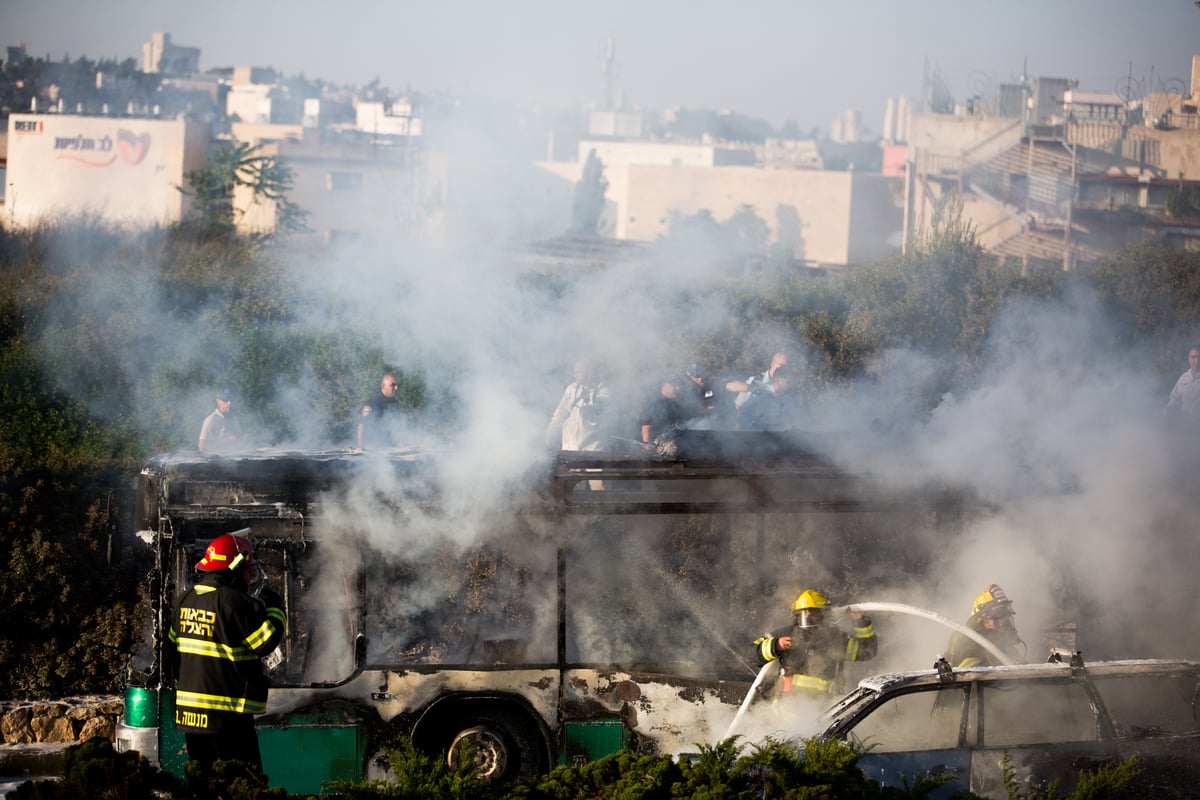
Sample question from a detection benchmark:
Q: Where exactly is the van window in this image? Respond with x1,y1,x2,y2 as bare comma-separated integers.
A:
1091,673,1200,736
848,686,967,752
981,681,1098,747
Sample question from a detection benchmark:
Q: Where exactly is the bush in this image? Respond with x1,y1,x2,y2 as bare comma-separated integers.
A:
8,739,182,800
326,736,488,799
8,740,294,800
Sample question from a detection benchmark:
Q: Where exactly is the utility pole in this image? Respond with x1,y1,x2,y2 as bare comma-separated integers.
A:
1063,141,1076,272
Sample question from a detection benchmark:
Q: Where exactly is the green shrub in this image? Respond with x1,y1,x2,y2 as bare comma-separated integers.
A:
8,739,182,800
326,736,488,800
1001,751,1141,800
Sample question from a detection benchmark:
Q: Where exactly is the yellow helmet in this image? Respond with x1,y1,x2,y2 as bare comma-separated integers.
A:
971,584,1014,620
791,589,830,614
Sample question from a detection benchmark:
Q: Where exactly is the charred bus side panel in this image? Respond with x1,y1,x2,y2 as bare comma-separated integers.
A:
117,436,975,795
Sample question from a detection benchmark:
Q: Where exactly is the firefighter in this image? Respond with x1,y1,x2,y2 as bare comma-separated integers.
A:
752,589,877,696
944,583,1026,668
168,530,285,774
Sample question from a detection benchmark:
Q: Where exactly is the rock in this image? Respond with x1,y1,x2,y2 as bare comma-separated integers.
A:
30,716,75,744
0,696,122,748
78,716,115,742
97,700,124,716
1,707,34,744
65,706,94,722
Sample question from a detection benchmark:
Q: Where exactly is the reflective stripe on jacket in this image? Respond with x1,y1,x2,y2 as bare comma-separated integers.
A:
168,574,284,730
752,615,877,694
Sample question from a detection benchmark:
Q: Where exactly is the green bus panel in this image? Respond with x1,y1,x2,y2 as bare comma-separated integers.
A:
159,689,190,779
259,724,366,796
561,719,630,766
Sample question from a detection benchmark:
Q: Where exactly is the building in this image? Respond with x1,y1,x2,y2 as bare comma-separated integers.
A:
5,113,209,228
830,109,866,144
760,138,823,170
354,100,422,137
1063,90,1125,124
882,96,912,145
538,158,902,268
234,137,447,244
903,59,1200,268
574,139,755,169
225,67,307,126
142,32,200,76
587,109,643,138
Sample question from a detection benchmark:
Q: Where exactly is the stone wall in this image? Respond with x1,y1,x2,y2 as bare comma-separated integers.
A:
0,697,122,745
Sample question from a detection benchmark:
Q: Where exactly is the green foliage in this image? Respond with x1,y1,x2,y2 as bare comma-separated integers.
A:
655,205,773,280
671,737,751,799
512,749,680,799
1068,755,1142,800
507,736,950,800
180,141,307,237
739,736,883,800
726,204,772,253
833,191,1035,389
185,758,290,800
6,734,969,800
8,742,293,800
8,739,183,799
1086,239,1200,378
1164,180,1200,219
327,736,488,799
999,751,1141,800
0,462,146,697
570,150,610,236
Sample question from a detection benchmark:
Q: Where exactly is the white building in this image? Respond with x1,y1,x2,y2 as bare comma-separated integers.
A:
575,139,755,169
882,96,912,144
234,138,447,244
587,110,644,138
830,109,865,144
355,101,422,137
537,159,902,267
5,114,209,228
1063,90,1125,123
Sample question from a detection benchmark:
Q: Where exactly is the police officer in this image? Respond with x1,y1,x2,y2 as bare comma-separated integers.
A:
169,529,285,773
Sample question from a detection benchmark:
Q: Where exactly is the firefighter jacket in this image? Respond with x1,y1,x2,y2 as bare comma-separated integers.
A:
752,616,876,694
944,620,1023,669
168,571,285,734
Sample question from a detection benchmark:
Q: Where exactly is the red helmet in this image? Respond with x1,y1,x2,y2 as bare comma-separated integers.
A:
196,530,255,572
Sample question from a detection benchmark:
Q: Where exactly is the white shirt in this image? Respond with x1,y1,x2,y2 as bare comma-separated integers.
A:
547,381,609,451
1166,369,1200,420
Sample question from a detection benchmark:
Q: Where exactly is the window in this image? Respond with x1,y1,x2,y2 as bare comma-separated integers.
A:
327,171,363,191
1092,673,1200,736
981,680,1098,747
848,687,967,752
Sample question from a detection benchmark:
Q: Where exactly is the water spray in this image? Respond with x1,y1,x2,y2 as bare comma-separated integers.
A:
720,601,1015,741
850,601,1015,667
722,658,780,740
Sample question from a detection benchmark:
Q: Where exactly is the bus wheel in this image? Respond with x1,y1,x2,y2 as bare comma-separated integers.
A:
448,725,509,782
431,706,549,786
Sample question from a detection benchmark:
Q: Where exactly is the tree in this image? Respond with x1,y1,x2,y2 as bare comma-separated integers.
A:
179,142,307,236
569,149,608,235
726,204,770,253
1164,174,1200,219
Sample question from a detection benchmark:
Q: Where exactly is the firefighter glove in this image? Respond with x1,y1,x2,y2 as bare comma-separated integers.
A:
259,587,283,610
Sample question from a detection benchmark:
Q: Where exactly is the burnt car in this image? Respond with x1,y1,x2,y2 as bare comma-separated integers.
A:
815,653,1200,798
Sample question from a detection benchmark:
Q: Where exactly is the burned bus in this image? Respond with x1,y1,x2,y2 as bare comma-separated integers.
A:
115,431,971,795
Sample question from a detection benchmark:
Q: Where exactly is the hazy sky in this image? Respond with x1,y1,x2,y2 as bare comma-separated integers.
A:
7,0,1199,132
